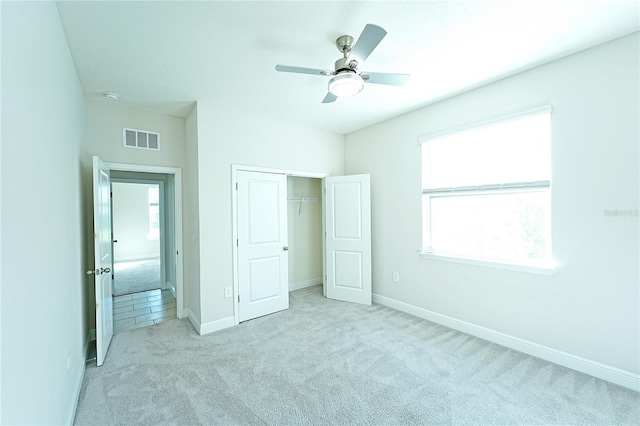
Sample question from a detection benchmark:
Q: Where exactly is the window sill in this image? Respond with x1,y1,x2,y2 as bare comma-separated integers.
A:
418,251,557,275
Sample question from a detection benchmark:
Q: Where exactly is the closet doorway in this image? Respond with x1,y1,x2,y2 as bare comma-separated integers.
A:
287,176,323,292
232,164,372,324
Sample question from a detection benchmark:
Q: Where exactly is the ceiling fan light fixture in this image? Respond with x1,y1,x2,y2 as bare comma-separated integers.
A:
328,72,364,97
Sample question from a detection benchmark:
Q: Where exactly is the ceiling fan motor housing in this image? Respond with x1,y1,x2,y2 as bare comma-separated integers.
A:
335,57,358,73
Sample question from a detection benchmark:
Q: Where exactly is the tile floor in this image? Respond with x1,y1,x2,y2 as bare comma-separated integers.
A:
113,288,176,333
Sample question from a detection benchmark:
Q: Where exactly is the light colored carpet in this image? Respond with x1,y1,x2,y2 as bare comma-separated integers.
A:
114,258,161,296
74,286,639,425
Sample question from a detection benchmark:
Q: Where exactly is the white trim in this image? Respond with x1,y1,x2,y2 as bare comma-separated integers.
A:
418,251,557,275
69,331,93,424
418,104,553,144
289,278,323,292
184,308,201,334
423,180,550,194
231,164,329,326
106,162,184,319
184,309,234,335
233,164,327,179
200,316,235,335
373,293,640,391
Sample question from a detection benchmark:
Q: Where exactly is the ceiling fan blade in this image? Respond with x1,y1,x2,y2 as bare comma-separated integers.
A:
275,65,332,76
322,92,337,103
347,24,387,66
362,72,410,86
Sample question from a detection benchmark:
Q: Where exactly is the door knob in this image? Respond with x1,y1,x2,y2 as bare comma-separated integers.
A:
283,246,289,251
87,267,111,275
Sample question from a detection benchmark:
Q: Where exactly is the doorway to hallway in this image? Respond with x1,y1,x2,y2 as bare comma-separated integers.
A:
109,173,177,333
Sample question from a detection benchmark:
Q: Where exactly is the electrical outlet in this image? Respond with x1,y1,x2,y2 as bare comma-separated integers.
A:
225,287,232,298
392,272,400,283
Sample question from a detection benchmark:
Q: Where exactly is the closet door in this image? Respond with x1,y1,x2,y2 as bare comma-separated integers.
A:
236,171,289,321
324,174,372,305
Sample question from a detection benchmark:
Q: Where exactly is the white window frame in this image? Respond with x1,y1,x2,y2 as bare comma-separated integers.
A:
419,107,556,274
147,185,160,240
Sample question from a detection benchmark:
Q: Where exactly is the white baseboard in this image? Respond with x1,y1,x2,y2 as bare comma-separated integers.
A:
184,308,234,336
373,293,640,392
289,278,322,292
68,331,92,424
200,316,235,335
184,308,201,334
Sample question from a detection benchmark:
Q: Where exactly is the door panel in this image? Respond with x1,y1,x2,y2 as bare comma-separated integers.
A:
325,175,371,305
334,251,363,289
93,156,114,366
249,256,282,301
333,182,363,239
238,171,289,321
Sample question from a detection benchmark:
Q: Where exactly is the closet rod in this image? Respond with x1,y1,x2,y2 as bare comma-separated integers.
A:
287,197,318,202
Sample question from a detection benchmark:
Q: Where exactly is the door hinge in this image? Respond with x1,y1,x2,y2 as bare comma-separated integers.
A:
235,182,238,190
95,303,99,310
177,250,179,255
236,239,238,247
237,295,240,303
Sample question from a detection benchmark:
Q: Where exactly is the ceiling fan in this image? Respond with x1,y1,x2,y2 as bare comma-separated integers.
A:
275,24,410,103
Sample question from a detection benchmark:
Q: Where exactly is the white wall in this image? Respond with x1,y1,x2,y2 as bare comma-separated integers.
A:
344,33,639,377
1,2,86,423
184,106,201,321
194,103,344,328
112,182,160,261
287,177,323,289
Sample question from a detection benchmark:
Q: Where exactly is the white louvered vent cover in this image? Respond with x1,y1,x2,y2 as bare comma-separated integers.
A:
122,128,160,151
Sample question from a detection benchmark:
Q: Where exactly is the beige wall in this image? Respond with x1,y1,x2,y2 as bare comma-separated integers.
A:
82,100,188,329
287,177,323,288
83,100,187,168
344,33,639,375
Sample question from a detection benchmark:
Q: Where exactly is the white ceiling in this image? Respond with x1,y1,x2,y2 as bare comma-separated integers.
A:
56,1,639,135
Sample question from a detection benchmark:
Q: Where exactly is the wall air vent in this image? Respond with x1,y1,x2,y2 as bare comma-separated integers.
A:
122,127,160,151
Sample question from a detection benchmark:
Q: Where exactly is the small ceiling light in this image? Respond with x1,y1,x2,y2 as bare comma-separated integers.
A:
328,72,364,97
103,91,119,101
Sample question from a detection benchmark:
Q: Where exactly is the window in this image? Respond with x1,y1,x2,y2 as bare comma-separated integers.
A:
421,110,552,268
148,185,160,239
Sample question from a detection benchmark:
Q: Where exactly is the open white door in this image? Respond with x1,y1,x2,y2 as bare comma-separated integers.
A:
237,171,289,321
324,174,372,305
92,156,114,366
